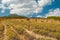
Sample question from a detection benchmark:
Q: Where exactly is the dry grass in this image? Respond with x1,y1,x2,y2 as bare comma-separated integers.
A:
0,18,60,40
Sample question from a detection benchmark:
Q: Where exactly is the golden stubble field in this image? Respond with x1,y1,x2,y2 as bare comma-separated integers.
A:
0,18,60,40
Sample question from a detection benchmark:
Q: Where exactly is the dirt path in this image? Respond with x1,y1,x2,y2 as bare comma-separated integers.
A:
2,22,25,40
2,23,8,40
8,21,57,40
3,21,57,40
24,28,57,40
9,24,25,40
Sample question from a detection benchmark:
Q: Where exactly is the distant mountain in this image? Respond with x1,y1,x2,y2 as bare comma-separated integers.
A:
8,14,19,16
0,14,27,18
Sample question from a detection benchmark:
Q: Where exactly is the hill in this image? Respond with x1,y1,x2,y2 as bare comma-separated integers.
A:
0,14,27,18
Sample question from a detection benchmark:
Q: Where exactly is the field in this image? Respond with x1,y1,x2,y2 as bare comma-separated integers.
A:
0,18,60,40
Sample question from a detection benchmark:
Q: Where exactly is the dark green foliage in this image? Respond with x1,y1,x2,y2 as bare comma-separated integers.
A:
0,14,27,19
47,16,60,20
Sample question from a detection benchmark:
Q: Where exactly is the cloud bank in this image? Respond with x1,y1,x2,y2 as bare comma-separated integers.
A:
1,0,54,17
46,8,60,17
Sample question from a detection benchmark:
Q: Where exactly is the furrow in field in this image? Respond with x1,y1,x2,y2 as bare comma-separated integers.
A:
2,23,8,40
4,22,25,40
6,21,57,40
24,28,57,40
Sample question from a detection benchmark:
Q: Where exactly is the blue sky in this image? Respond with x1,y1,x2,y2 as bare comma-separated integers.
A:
0,0,60,17
40,0,60,15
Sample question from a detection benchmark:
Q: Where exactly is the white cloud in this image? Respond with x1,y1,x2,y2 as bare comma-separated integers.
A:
2,0,12,4
1,0,54,16
0,4,11,14
46,8,60,17
37,15,42,17
38,0,54,7
0,5,10,9
37,15,46,18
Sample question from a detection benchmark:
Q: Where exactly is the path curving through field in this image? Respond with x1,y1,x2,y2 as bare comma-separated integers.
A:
2,23,8,40
1,21,57,40
8,22,57,40
24,28,57,40
1,22,25,40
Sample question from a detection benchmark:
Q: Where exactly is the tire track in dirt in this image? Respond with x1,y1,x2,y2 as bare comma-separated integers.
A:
8,24,25,40
2,23,8,40
2,22,25,40
24,28,57,40
3,21,57,40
